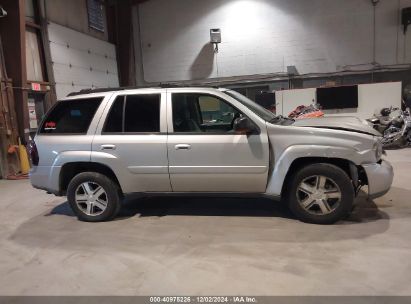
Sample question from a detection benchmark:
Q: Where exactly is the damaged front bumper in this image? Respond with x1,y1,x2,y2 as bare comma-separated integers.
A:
362,160,394,199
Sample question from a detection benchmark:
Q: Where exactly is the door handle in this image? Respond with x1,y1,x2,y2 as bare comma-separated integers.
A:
101,144,116,150
175,144,191,150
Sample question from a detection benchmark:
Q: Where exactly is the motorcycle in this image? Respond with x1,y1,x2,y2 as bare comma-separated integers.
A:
367,106,411,148
367,106,399,134
288,104,324,119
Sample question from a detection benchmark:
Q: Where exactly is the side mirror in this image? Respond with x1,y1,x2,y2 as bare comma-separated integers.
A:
233,117,259,135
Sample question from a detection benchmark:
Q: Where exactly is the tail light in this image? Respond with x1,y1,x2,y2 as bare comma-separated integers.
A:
27,140,39,166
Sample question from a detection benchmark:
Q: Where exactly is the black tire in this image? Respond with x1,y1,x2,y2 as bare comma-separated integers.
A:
406,130,411,146
67,172,122,222
285,163,354,225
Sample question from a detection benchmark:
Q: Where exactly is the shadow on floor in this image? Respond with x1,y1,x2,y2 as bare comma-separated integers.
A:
47,193,388,225
7,193,394,252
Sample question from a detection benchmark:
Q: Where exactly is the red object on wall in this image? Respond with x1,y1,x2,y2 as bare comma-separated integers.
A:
31,82,41,91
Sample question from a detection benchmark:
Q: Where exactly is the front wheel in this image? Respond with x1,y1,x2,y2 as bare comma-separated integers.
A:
67,172,122,222
286,163,354,224
405,130,411,146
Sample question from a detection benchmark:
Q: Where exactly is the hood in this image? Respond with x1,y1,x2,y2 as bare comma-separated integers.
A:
292,116,382,136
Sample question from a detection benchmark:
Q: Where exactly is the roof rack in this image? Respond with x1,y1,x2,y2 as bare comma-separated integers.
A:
66,83,220,97
67,87,128,96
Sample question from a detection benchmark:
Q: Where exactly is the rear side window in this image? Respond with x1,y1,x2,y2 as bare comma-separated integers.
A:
40,98,102,134
103,94,160,133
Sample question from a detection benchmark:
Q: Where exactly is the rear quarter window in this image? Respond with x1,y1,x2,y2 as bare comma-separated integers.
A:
40,97,103,134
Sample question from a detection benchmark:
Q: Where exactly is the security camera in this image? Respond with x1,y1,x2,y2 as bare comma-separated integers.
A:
0,6,7,18
371,0,380,6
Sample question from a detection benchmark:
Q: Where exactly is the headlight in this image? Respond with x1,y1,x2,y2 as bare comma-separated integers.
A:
373,138,383,160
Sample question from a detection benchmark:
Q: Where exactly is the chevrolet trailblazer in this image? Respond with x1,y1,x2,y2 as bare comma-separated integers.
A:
29,87,393,224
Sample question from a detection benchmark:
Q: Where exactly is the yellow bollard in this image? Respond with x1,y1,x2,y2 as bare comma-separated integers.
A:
18,137,30,175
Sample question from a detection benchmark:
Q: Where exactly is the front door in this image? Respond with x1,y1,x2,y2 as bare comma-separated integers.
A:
167,91,270,193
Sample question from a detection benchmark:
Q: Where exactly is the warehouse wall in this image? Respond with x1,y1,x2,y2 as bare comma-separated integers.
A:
135,0,411,83
275,82,402,119
45,0,108,41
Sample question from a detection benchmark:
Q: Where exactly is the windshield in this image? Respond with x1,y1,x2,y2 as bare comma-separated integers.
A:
223,90,276,122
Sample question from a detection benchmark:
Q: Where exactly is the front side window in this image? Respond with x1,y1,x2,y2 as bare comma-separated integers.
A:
40,98,102,134
172,93,241,133
224,90,275,122
103,94,160,133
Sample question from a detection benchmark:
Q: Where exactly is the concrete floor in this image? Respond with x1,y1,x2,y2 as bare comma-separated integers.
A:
0,149,410,296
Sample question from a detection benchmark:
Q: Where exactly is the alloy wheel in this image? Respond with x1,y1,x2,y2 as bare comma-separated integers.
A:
75,182,108,216
296,175,342,215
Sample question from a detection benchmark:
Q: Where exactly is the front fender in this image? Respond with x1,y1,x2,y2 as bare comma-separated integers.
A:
265,145,358,196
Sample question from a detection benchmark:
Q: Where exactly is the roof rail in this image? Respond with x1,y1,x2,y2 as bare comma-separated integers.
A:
66,83,220,97
67,86,135,97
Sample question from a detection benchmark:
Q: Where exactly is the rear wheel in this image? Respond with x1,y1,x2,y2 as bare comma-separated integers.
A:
67,172,121,222
286,163,354,224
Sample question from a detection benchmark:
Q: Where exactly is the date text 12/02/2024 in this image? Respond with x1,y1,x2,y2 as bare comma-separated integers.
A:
149,297,257,303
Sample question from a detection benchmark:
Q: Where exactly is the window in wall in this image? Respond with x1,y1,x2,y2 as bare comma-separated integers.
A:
87,0,105,32
40,98,103,134
25,0,36,23
28,93,45,130
25,28,45,82
172,93,241,133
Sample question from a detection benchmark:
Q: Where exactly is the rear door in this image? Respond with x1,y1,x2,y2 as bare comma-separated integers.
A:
166,89,270,193
92,90,171,193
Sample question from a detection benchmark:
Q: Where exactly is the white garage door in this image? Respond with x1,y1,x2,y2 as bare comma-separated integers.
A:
48,22,119,99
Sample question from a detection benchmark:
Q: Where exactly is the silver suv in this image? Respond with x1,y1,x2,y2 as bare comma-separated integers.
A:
29,87,393,224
